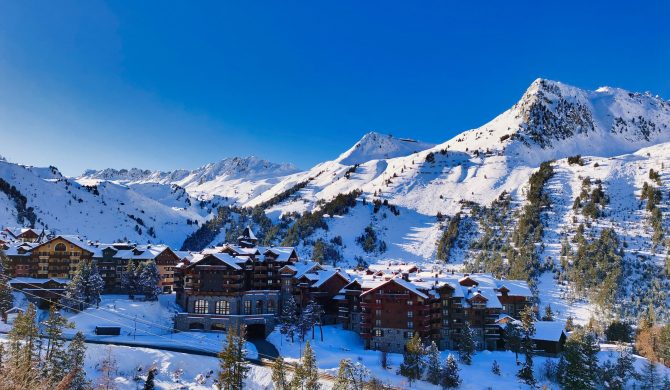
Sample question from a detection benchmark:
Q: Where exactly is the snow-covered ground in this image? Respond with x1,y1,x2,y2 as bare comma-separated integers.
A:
59,294,258,358
270,325,670,389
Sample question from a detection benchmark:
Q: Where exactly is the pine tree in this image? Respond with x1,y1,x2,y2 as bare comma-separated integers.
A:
87,261,105,307
67,332,90,390
491,360,501,376
517,306,536,386
0,250,14,323
139,260,161,301
43,305,71,382
279,295,298,343
542,304,554,321
441,354,460,389
458,321,476,365
398,333,423,385
302,341,320,390
121,261,139,299
504,321,522,363
271,356,289,390
217,326,249,390
560,329,599,390
640,359,660,390
8,303,39,367
291,341,320,390
426,341,441,385
143,368,156,390
65,260,104,310
333,359,352,390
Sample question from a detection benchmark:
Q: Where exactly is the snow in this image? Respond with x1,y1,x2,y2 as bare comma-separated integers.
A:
269,324,670,389
533,321,566,342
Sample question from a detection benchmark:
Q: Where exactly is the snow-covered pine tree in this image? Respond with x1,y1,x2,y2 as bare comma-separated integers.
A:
271,356,289,390
441,354,461,389
67,332,90,390
121,260,139,299
517,306,536,386
87,261,105,308
333,359,352,390
217,326,249,390
458,321,476,365
398,332,424,385
139,260,161,301
426,341,441,385
279,295,298,343
542,304,554,321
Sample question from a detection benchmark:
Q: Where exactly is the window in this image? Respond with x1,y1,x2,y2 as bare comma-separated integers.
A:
244,301,251,315
256,300,264,314
407,321,414,329
373,329,383,337
405,331,414,339
215,300,230,315
407,300,413,306
54,243,67,252
375,299,381,305
268,300,276,313
407,311,413,318
375,319,382,327
375,309,382,317
194,300,208,314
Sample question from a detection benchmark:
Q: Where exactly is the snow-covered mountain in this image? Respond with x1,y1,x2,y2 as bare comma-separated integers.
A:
79,156,300,204
0,160,212,247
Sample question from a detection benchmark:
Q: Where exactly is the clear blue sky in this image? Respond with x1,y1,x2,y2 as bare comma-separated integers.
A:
1,1,668,176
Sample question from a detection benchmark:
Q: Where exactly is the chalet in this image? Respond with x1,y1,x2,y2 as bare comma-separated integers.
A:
7,235,94,279
532,321,567,355
3,228,45,243
279,261,351,324
9,277,68,309
173,230,299,338
338,267,533,353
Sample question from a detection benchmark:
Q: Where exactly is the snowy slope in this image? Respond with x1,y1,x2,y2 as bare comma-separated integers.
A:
0,160,211,247
79,156,300,204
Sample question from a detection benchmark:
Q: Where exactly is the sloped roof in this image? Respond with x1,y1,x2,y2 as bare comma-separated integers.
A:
533,321,567,342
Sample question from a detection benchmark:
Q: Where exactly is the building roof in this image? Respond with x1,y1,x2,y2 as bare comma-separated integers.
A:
533,321,567,342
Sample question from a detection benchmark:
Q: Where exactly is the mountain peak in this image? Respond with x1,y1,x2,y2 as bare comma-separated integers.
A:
336,132,436,165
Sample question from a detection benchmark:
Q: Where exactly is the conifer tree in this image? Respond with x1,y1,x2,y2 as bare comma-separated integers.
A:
333,359,352,390
458,321,476,365
43,305,71,382
560,329,600,390
426,341,441,385
517,306,536,386
640,359,660,390
67,332,90,390
542,304,554,321
399,333,424,385
271,356,289,390
121,261,140,299
139,260,161,301
491,360,501,376
97,347,118,390
441,354,460,389
279,295,298,343
504,321,522,363
217,326,249,390
302,341,320,390
0,250,14,323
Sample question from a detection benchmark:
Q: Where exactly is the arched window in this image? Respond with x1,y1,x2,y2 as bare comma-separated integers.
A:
54,243,67,252
194,300,208,314
215,300,230,315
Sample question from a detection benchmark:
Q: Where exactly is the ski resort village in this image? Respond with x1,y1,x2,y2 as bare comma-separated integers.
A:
1,77,670,389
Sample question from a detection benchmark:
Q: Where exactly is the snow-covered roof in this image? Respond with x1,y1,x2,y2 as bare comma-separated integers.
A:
533,321,567,342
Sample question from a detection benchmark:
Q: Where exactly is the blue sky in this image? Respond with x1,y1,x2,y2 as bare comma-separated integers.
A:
0,1,668,176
